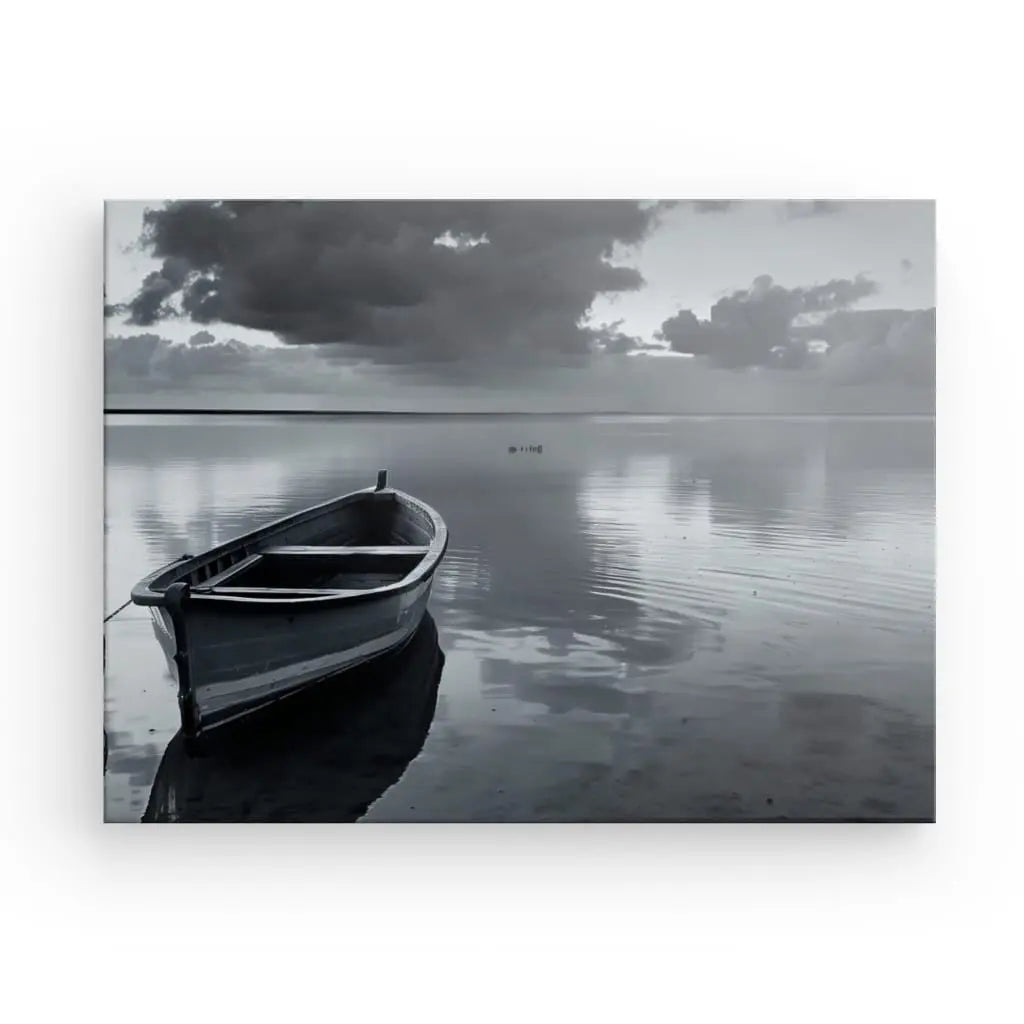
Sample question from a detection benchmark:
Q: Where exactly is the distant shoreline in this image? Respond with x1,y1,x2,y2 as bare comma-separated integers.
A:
104,408,935,418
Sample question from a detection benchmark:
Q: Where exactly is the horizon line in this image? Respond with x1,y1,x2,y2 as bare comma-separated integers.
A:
103,408,935,418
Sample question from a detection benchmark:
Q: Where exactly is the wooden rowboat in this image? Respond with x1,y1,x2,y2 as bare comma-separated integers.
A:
131,470,448,740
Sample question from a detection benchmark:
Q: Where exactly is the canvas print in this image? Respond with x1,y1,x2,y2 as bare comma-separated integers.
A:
103,200,935,822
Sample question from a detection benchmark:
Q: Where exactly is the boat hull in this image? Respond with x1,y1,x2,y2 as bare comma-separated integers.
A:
143,613,445,822
153,575,436,735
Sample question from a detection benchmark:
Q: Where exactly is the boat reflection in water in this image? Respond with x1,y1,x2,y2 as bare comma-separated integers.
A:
143,613,444,822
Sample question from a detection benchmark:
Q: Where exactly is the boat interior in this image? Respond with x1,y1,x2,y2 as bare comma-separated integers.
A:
183,491,436,596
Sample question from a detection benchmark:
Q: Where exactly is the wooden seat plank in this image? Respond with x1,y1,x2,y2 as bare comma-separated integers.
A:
262,545,429,557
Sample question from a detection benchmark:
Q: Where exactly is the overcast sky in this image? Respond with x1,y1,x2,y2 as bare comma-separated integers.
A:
104,200,935,412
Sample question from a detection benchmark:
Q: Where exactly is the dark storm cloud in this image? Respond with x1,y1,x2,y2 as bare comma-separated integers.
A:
188,330,216,346
123,200,666,367
120,256,191,325
782,201,846,219
655,273,877,369
692,201,735,214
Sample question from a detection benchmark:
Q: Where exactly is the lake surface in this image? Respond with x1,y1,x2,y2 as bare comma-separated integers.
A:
103,414,935,822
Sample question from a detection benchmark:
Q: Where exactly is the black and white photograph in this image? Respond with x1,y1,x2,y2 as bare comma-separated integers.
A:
103,199,935,822
10,4,1024,1019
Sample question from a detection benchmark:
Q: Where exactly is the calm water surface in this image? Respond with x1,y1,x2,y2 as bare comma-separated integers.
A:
104,415,935,821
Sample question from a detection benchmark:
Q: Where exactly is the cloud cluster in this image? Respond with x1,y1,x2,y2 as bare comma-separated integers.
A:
119,256,191,324
105,332,934,413
113,201,668,368
589,319,643,354
656,273,878,369
105,333,251,385
819,308,935,386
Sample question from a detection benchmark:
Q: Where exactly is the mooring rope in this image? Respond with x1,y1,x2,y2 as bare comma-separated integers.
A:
103,598,133,623
103,554,191,623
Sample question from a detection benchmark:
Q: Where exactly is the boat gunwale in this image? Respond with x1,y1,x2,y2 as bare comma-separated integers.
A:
130,485,448,611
